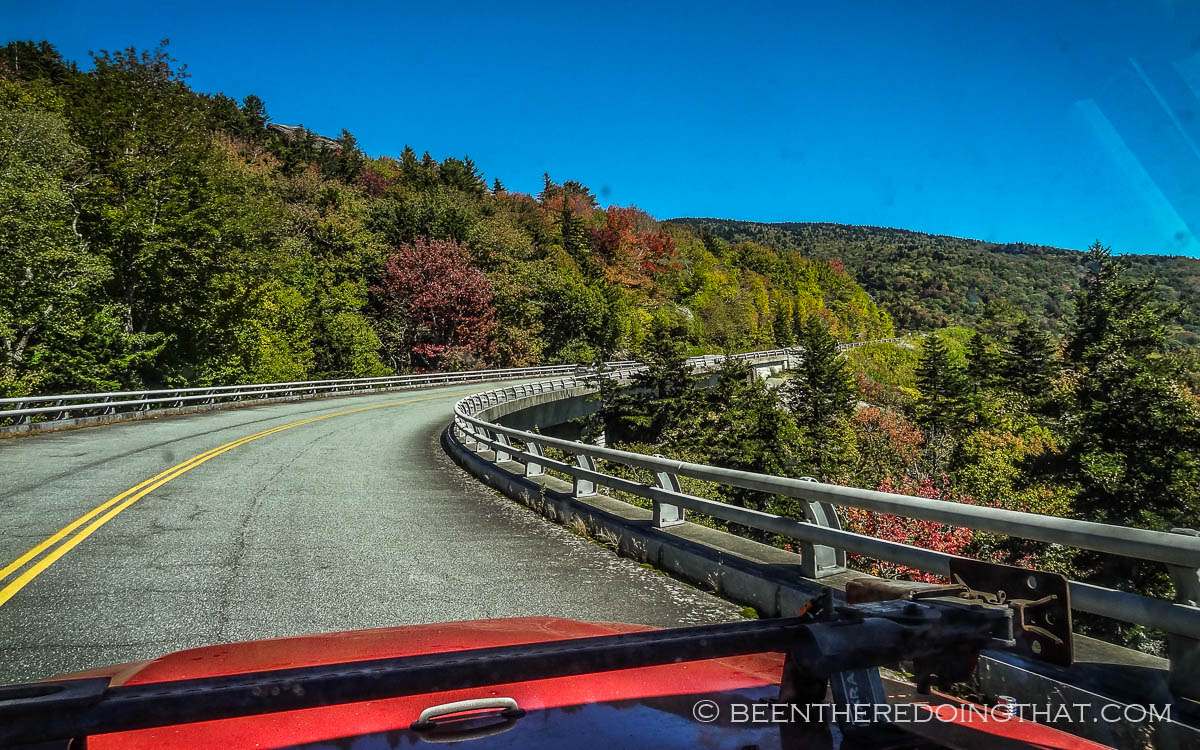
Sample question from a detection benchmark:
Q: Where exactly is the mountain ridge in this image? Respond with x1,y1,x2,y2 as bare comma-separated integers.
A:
669,217,1200,345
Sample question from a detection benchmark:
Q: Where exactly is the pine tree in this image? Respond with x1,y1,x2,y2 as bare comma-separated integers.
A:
977,298,1023,340
607,320,695,443
771,297,795,347
782,316,857,477
399,145,420,184
915,333,968,432
324,129,364,182
965,330,1002,389
239,94,268,137
1004,318,1055,398
784,316,857,431
559,201,589,260
705,367,803,520
419,151,439,188
1062,242,1200,533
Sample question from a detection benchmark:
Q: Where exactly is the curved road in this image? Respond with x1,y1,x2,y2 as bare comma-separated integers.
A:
0,382,742,683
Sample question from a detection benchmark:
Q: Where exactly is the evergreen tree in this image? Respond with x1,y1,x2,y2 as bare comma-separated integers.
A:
1062,243,1200,535
965,330,1002,389
0,40,77,84
977,298,1023,340
783,316,857,477
706,366,803,519
204,92,242,133
558,199,589,259
239,94,268,138
785,316,857,431
398,145,421,184
320,129,364,182
915,333,968,432
1005,318,1055,398
419,151,439,187
771,297,795,347
607,320,695,443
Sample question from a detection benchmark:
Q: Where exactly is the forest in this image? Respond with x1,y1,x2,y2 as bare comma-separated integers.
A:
595,248,1200,649
0,40,891,399
675,218,1200,348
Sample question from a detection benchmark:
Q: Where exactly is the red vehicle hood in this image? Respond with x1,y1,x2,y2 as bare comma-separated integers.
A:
51,617,1109,750
56,617,783,750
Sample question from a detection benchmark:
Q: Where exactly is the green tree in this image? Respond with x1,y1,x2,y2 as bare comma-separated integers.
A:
607,320,695,443
239,94,268,137
965,330,1003,389
1005,318,1056,399
1063,243,1200,534
784,316,857,431
915,333,968,432
320,129,365,182
783,316,858,477
977,298,1024,340
0,83,110,394
771,296,795,346
68,42,257,385
694,357,803,522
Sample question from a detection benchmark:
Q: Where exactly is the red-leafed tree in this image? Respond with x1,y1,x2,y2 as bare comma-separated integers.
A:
358,164,392,197
371,238,498,371
839,476,975,583
589,206,678,289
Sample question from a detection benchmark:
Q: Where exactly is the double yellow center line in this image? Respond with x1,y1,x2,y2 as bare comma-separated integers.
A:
0,390,469,608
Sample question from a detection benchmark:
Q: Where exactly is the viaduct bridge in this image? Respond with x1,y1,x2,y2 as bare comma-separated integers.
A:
1,347,1197,749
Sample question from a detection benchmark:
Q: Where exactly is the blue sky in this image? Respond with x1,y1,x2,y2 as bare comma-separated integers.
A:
6,0,1200,255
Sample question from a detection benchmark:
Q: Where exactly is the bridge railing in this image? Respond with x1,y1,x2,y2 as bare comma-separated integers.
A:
0,334,855,427
450,365,1200,688
0,363,648,427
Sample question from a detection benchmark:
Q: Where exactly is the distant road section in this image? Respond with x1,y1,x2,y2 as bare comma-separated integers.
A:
0,382,741,683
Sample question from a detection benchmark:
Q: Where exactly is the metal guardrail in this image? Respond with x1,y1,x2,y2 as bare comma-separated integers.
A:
0,363,645,426
450,361,1200,646
0,336,872,426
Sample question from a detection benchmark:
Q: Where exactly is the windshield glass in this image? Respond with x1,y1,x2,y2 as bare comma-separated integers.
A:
1,3,1197,748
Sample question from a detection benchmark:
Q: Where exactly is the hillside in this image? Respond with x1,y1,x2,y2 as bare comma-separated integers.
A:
670,219,1200,346
0,41,891,397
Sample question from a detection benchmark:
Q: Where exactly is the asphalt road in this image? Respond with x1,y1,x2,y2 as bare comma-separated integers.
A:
0,382,742,684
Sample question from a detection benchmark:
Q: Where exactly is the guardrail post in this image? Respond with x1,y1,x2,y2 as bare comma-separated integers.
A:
491,431,512,463
797,477,847,578
786,347,802,370
573,454,598,497
1167,528,1200,702
651,456,685,528
524,441,546,477
14,401,30,424
458,422,479,451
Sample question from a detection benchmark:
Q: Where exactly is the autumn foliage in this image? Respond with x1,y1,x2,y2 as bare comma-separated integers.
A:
840,476,975,583
852,406,924,481
590,206,678,289
371,238,498,370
